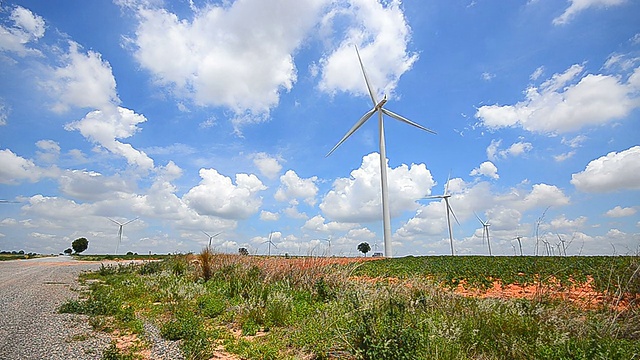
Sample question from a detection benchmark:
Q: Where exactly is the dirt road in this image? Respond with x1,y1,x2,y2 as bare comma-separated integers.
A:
0,256,111,359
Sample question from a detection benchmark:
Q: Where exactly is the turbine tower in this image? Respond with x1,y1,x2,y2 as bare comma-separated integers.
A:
326,45,436,258
321,235,332,257
475,212,492,256
425,176,459,256
108,217,138,254
202,231,222,248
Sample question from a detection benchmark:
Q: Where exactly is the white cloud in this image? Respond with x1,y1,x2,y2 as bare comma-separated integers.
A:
122,0,327,131
58,170,135,202
481,72,495,81
260,210,280,221
0,149,46,184
571,146,640,193
0,5,45,56
274,170,318,206
486,139,533,161
530,66,544,81
0,101,8,126
317,0,417,99
476,64,640,134
183,168,266,220
283,205,308,220
553,151,576,162
320,152,435,222
604,206,637,218
45,42,119,113
553,0,627,25
302,215,358,233
522,184,570,209
65,107,154,170
470,161,499,179
252,152,283,180
35,140,61,163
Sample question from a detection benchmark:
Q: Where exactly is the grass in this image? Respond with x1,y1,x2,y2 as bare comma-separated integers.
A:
59,253,640,359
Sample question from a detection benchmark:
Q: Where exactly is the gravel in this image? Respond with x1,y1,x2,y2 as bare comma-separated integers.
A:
0,256,183,360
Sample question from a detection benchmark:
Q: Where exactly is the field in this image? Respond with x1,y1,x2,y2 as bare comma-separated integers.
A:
60,253,640,359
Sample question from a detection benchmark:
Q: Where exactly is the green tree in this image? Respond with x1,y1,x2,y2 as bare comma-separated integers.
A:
358,242,371,257
64,248,73,255
238,247,249,256
72,237,89,254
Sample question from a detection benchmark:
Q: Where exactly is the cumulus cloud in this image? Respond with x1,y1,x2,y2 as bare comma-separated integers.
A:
183,168,266,220
260,210,280,221
274,170,318,206
486,139,533,161
320,152,435,222
0,5,45,56
571,146,640,192
252,153,282,180
35,140,61,163
302,215,358,233
58,170,135,201
318,0,417,100
604,206,636,218
121,0,327,130
65,107,154,170
45,42,119,113
553,0,627,25
470,161,499,179
476,64,640,134
0,149,46,184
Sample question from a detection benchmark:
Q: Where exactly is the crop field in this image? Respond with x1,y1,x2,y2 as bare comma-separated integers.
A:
60,253,640,359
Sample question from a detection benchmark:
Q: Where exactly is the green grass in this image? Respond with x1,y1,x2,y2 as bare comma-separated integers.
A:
59,254,640,359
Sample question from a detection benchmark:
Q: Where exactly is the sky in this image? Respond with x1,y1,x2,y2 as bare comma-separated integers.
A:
0,0,639,257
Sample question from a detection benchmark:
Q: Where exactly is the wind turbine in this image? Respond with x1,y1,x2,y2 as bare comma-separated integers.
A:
425,176,459,256
513,235,524,256
321,235,332,257
474,212,492,256
108,217,138,254
263,231,278,256
326,45,436,258
202,231,222,248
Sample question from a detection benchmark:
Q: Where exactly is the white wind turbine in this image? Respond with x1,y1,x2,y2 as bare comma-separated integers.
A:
321,235,332,257
108,217,139,254
326,45,436,258
424,176,459,256
202,231,222,248
263,231,278,256
474,212,492,256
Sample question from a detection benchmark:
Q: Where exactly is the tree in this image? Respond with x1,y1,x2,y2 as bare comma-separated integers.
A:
238,247,249,256
357,242,371,257
72,237,89,254
64,248,73,255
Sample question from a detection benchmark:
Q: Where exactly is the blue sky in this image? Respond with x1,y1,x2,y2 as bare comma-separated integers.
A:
0,0,639,256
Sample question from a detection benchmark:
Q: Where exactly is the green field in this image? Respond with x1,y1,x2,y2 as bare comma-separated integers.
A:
60,254,639,359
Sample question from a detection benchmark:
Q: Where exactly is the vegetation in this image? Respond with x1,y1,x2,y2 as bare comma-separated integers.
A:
357,242,371,257
59,254,640,359
72,237,89,254
0,250,40,260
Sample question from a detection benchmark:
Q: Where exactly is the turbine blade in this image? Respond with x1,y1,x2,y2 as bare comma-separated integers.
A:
202,230,211,237
380,108,436,134
444,173,451,196
123,217,139,225
424,195,445,200
109,218,122,226
354,45,378,106
448,203,461,226
326,108,377,157
474,211,483,224
213,231,222,238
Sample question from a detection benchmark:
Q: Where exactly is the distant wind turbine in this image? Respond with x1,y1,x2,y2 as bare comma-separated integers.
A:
108,217,138,254
425,176,459,256
321,235,332,257
202,231,222,248
513,235,524,256
326,45,436,258
474,212,492,256
263,231,278,256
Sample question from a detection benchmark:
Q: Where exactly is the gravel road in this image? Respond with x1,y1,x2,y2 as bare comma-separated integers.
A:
0,257,117,359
